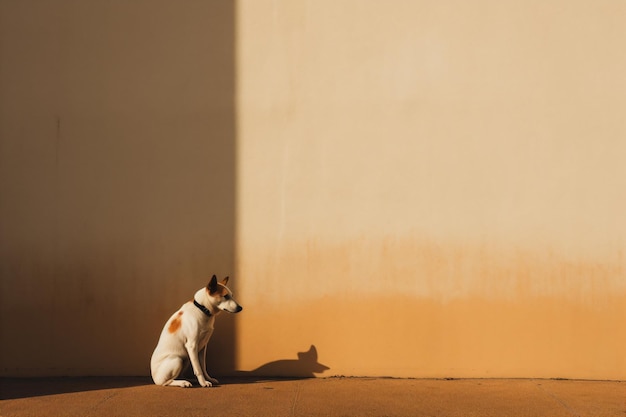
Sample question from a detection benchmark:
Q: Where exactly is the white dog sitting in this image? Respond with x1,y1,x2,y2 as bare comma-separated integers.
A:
151,275,242,387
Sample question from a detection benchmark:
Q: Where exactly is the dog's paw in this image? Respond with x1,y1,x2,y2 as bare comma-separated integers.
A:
208,377,219,386
180,381,192,388
199,380,213,387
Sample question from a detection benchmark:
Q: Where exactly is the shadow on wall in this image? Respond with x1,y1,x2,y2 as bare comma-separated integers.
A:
0,1,237,377
230,345,330,380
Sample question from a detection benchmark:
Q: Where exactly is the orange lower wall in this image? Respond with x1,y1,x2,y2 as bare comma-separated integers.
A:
238,295,625,380
235,238,626,380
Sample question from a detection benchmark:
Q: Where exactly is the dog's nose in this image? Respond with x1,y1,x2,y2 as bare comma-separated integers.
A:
236,305,243,313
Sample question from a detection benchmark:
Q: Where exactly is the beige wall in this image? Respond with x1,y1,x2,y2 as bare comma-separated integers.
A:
235,0,626,379
1,0,625,380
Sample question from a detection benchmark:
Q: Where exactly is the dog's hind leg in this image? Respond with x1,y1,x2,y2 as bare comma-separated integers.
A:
153,356,192,388
166,379,193,388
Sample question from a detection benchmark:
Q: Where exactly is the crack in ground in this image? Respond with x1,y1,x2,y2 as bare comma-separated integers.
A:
290,381,302,417
533,381,580,417
87,390,119,415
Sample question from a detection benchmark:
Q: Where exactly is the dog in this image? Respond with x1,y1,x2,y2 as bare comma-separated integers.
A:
150,275,242,387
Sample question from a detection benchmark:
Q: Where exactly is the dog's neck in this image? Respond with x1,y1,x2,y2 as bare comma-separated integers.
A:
193,299,213,317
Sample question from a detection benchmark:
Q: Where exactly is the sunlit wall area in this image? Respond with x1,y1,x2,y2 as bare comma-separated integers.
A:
235,0,626,379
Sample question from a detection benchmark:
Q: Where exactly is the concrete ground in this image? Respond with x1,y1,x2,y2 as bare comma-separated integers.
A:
1,377,624,417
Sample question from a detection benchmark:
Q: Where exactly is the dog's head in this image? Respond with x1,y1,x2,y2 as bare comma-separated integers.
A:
207,275,243,314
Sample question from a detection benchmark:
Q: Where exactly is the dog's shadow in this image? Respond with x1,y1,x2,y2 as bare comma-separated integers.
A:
226,345,329,382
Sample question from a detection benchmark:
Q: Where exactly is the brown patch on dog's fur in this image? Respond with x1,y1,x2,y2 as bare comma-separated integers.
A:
168,311,183,333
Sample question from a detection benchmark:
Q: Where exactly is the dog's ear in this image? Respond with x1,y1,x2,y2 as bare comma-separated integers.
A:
207,275,218,294
221,276,229,286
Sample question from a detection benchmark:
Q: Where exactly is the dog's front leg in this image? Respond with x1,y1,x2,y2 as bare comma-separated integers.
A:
185,341,212,387
199,346,219,386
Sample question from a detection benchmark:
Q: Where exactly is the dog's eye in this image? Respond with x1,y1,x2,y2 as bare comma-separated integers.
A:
224,294,231,300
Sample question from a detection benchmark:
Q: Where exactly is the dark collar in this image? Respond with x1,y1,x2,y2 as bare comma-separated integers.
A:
193,299,213,317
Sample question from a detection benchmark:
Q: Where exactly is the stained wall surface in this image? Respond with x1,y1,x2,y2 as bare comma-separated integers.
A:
1,0,625,380
234,0,626,379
